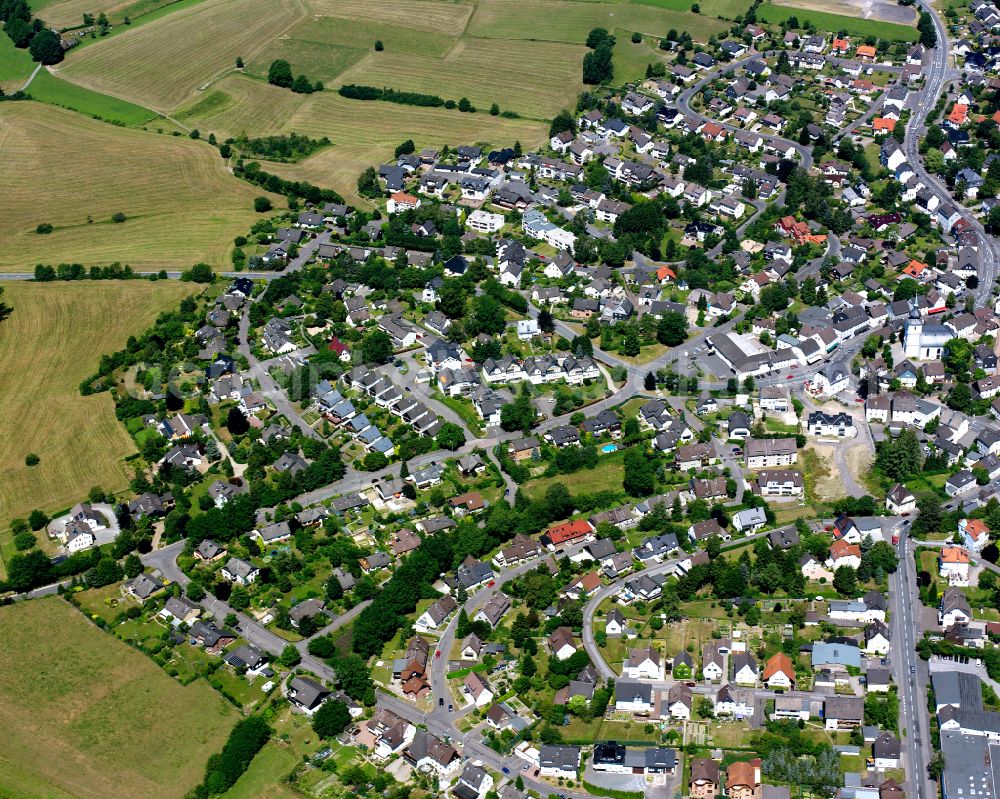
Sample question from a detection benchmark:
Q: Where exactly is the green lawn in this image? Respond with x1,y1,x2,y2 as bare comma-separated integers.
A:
757,3,918,40
612,33,664,83
0,598,237,799
26,68,158,125
0,34,34,88
764,417,799,435
523,452,626,499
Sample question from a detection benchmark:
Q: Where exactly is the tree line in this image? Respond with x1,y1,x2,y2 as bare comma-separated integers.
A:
187,716,270,798
339,83,477,112
233,160,343,205
33,263,167,281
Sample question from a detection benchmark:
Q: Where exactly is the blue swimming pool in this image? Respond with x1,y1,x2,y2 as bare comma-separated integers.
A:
601,444,618,453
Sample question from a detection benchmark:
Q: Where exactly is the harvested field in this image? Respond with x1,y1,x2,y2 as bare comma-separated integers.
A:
273,90,547,201
0,598,237,799
0,279,198,527
0,102,269,271
57,0,305,112
306,0,475,35
632,0,753,18
176,73,308,136
334,38,585,118
466,0,729,43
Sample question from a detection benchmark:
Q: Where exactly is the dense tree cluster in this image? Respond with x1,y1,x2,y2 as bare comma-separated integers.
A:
874,429,922,481
267,59,322,93
1,0,63,63
233,161,342,205
189,716,270,798
232,133,331,162
582,28,614,85
339,84,476,112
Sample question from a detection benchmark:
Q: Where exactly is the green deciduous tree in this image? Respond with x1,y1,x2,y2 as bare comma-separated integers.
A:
267,59,294,88
313,699,351,738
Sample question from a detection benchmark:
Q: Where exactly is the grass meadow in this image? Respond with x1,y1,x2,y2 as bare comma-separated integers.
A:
0,598,237,799
27,68,158,125
0,102,271,271
0,280,198,530
466,0,730,43
0,33,34,93
757,2,919,40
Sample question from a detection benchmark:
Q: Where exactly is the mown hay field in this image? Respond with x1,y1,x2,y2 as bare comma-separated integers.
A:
335,38,586,119
57,0,305,111
306,0,475,35
277,89,549,200
466,0,730,43
630,0,753,19
0,279,198,527
0,598,237,799
0,102,269,271
174,75,547,201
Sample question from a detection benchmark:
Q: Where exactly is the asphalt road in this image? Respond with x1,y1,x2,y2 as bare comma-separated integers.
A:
901,5,999,305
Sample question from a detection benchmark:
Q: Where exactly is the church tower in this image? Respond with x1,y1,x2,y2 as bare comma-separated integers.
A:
903,299,922,360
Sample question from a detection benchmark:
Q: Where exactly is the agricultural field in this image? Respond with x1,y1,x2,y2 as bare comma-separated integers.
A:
334,38,586,119
44,0,732,201
0,102,269,271
0,279,198,529
0,598,237,799
34,0,186,30
757,1,918,40
466,0,731,44
263,87,548,202
56,0,306,112
26,68,159,125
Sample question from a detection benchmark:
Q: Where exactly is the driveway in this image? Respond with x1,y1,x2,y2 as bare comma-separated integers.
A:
583,762,648,793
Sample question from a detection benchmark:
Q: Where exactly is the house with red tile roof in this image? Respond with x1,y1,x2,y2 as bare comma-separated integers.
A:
959,518,990,552
947,103,969,126
763,652,795,689
827,539,862,570
873,118,896,136
541,518,594,549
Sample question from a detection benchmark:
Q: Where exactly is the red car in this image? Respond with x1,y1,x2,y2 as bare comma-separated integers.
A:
435,650,441,659
786,374,795,380
487,580,495,588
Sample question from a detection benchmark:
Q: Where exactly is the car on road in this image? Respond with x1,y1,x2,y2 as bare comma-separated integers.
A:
786,374,795,380
504,489,510,497
439,698,444,707
910,666,916,674
405,386,411,392
448,704,453,711
502,768,510,775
